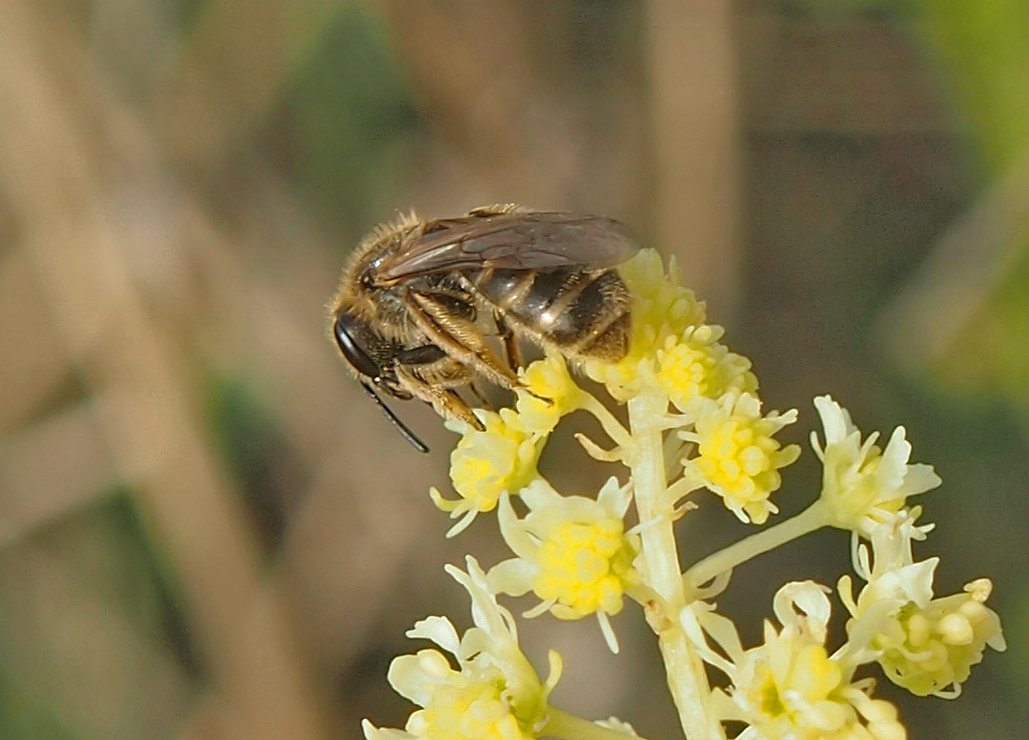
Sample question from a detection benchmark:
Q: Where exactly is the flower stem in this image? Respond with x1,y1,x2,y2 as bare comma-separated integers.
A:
544,707,651,740
682,500,828,595
628,388,724,740
577,391,632,449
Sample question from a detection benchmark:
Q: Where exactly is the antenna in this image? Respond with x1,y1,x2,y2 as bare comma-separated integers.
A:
361,382,430,453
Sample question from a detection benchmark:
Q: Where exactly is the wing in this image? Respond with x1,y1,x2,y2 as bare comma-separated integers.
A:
374,211,639,284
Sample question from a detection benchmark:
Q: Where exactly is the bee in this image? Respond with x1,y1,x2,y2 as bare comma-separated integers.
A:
328,204,639,451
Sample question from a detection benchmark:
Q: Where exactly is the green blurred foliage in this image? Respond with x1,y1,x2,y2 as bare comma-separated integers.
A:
0,672,77,740
914,0,1029,703
920,0,1029,168
207,374,303,548
0,491,192,738
917,1,1029,413
274,5,422,234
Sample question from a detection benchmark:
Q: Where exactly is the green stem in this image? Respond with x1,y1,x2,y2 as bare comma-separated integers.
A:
544,707,651,740
682,500,828,595
628,389,724,740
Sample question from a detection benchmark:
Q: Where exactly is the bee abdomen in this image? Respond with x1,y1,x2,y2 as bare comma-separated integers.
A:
472,267,630,362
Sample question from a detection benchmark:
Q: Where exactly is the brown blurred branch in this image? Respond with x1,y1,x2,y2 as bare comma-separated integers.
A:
374,1,533,160
0,402,115,548
0,250,72,432
374,0,638,211
0,2,333,736
646,0,742,317
154,0,342,169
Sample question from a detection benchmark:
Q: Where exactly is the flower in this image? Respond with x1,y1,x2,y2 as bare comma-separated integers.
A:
693,582,908,740
876,579,1005,698
656,327,757,412
681,392,800,524
520,354,579,404
431,411,544,536
363,557,562,739
811,396,942,536
584,249,706,400
506,355,582,435
487,478,642,652
839,519,1006,698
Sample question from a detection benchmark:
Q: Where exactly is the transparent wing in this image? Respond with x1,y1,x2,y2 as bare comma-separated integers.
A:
374,211,639,284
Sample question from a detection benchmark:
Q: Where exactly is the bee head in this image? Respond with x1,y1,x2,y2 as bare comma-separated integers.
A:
332,310,429,453
333,310,387,382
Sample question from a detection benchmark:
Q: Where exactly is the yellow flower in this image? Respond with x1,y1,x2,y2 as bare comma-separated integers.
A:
812,396,942,536
697,582,908,740
487,479,641,652
506,355,582,435
384,652,533,740
533,519,634,617
520,354,579,403
432,411,543,536
656,328,758,412
876,579,1005,698
682,393,800,524
839,520,1006,699
621,249,706,339
363,558,562,740
584,249,706,401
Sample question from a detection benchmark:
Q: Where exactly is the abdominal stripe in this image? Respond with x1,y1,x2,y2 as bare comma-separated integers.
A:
468,267,629,360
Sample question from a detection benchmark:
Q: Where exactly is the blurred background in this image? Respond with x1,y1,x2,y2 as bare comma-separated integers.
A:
0,0,1025,738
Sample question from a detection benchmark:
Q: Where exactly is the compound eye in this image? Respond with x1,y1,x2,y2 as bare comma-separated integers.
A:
333,313,382,380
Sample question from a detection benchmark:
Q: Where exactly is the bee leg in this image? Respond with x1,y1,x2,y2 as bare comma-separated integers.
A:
396,344,495,413
467,381,495,411
495,313,524,371
394,364,484,431
396,344,448,366
494,312,555,407
492,312,552,407
406,291,522,392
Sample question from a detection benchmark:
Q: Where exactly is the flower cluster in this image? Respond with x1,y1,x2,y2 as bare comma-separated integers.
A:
488,478,643,652
694,582,908,739
364,249,1005,739
838,515,1006,699
811,396,942,536
430,410,543,536
687,511,1004,739
681,392,800,524
363,558,562,740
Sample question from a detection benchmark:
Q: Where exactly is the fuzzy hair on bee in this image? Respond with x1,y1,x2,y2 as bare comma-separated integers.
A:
328,204,639,452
